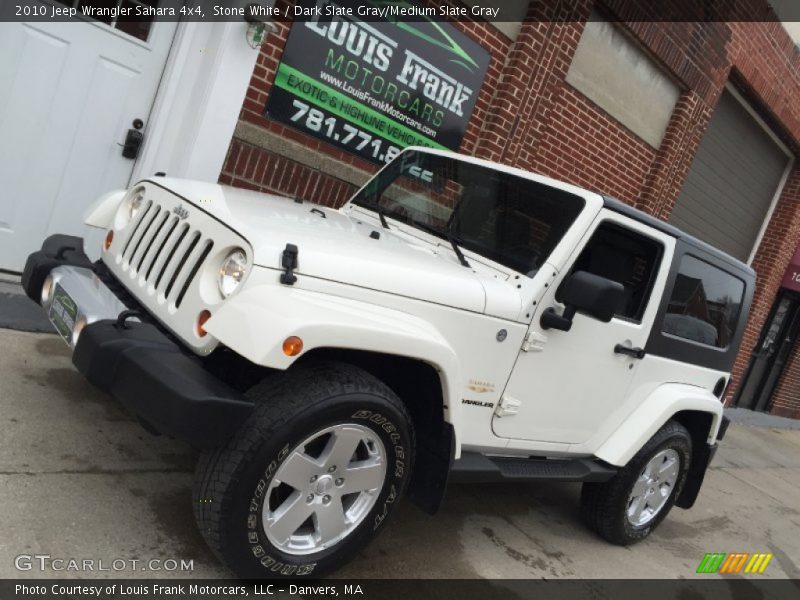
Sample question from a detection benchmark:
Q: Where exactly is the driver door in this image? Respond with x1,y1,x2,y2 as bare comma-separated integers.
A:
493,212,674,445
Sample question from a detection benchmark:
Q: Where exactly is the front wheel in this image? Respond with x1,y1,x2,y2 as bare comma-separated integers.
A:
580,420,692,545
193,362,414,578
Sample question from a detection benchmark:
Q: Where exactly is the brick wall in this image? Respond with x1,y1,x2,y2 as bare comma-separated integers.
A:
219,138,358,207
219,0,800,416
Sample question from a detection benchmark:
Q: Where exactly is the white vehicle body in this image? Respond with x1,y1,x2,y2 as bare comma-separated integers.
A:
25,147,755,577
79,148,746,465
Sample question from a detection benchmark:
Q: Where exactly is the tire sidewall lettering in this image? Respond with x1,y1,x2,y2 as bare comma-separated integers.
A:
246,442,317,576
351,410,407,479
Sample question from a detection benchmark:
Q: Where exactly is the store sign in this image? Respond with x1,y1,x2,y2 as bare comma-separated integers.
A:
781,243,800,293
265,0,490,165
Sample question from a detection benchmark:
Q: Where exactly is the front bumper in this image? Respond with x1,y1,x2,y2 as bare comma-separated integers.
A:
22,235,254,447
73,320,254,446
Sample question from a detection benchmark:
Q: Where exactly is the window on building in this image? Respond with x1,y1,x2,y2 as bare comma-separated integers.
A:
562,222,662,321
663,254,745,348
565,11,680,148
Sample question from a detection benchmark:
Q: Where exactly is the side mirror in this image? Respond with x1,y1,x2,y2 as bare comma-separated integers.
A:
540,271,625,331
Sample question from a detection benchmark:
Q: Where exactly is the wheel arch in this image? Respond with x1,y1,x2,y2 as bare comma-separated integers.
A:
670,410,715,452
205,280,463,431
594,383,724,467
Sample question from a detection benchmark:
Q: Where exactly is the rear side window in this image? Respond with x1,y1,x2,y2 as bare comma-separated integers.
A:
663,255,745,348
565,222,662,321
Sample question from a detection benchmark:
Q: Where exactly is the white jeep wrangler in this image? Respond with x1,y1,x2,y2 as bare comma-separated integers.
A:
23,148,753,578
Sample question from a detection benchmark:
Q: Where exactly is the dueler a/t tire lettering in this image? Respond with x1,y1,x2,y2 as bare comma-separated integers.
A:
192,361,414,578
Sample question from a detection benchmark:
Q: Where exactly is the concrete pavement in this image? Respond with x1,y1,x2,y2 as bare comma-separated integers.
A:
0,327,798,579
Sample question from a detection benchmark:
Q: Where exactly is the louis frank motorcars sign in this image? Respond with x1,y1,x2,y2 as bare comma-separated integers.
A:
265,0,490,165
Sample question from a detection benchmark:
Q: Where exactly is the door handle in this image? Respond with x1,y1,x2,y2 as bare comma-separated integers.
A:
121,128,144,159
614,344,646,359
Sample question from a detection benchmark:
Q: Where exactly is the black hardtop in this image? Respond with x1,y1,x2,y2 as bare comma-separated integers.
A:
602,196,756,372
602,195,756,282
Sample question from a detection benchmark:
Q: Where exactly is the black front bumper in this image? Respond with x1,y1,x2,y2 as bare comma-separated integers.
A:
23,235,254,447
22,234,92,304
73,320,254,446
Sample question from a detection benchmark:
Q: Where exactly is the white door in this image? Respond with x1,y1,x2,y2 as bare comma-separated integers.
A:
0,12,177,272
493,212,675,444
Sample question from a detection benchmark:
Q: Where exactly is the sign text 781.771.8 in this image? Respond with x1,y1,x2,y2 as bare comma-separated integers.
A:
290,99,402,165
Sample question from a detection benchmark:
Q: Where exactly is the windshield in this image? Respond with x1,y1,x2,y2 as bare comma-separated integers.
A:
351,150,586,276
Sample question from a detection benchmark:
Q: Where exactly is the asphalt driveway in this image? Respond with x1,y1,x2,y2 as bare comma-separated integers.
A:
1,326,799,580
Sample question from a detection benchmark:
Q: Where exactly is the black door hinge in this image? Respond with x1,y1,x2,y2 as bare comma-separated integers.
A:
280,243,299,285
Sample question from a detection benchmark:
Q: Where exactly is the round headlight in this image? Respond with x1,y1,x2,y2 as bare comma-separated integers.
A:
114,190,145,229
130,191,143,214
219,249,248,298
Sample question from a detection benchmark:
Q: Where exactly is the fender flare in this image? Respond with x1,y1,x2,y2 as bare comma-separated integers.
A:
204,273,463,438
594,383,723,467
84,189,127,229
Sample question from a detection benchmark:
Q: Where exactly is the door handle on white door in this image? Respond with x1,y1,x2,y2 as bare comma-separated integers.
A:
614,344,646,359
121,128,144,159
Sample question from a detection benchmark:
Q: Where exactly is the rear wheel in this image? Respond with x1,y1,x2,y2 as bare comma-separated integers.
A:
193,362,414,578
580,420,692,545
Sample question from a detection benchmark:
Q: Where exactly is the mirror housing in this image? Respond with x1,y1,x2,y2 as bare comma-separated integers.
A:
540,271,625,331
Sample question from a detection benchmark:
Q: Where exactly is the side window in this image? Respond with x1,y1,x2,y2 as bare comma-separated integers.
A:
566,222,662,321
663,255,745,348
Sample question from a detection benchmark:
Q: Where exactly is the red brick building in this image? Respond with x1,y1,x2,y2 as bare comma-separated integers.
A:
219,0,800,418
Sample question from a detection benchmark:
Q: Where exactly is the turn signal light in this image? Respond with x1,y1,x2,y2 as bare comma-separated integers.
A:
104,230,114,251
282,336,303,357
196,310,212,337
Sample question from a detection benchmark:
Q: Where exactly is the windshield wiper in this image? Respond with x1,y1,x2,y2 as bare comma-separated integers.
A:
447,233,471,268
409,220,470,268
375,203,390,229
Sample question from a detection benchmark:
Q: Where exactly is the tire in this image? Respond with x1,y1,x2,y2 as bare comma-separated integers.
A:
580,420,692,545
193,361,414,578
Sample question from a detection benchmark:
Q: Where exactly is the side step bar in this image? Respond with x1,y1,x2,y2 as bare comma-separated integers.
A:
450,452,617,483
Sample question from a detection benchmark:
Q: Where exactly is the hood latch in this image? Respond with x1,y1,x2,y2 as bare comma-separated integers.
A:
280,244,299,285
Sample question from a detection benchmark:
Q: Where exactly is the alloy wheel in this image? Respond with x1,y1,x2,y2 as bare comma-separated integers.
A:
263,423,386,555
626,448,680,527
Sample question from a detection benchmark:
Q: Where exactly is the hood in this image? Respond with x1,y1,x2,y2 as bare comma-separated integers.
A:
147,178,522,318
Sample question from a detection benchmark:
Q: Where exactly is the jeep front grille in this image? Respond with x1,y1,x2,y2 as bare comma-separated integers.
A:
102,182,250,353
119,200,214,309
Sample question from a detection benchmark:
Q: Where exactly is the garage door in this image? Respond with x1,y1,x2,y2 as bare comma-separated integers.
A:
669,89,793,262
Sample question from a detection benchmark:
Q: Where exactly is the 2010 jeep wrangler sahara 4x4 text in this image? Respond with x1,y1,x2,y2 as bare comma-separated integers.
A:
23,148,752,578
